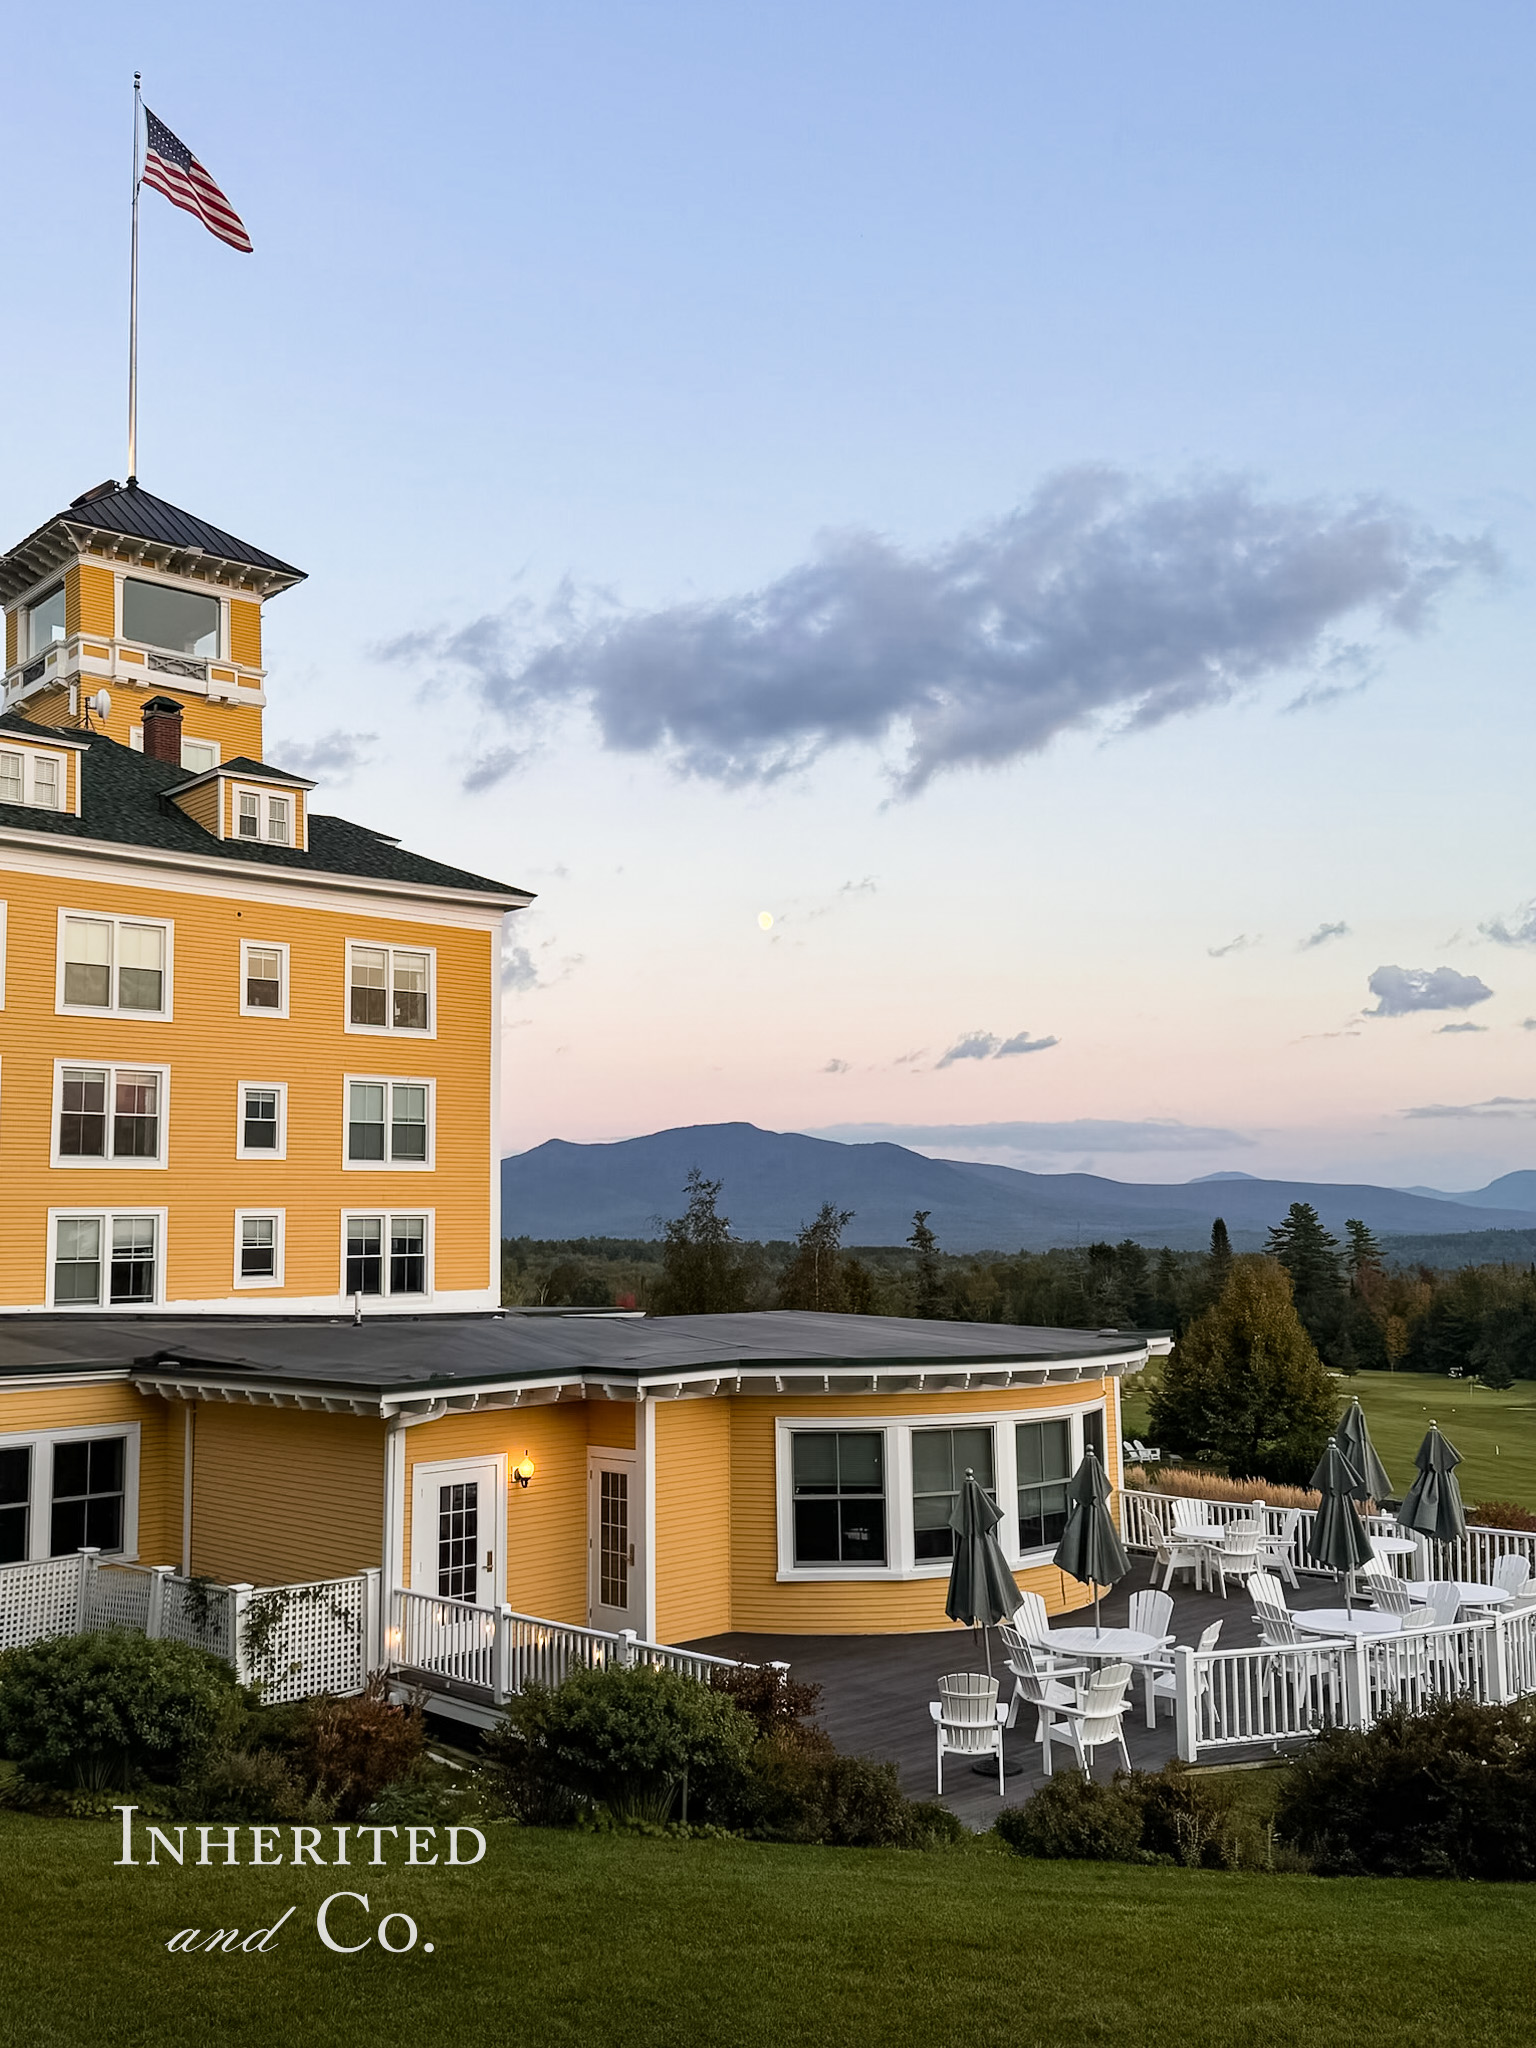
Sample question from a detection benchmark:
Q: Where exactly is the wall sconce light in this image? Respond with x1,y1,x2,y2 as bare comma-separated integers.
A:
514,1453,535,1490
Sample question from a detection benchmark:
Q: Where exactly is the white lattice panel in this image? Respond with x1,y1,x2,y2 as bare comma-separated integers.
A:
0,1556,82,1650
249,1577,367,1704
85,1564,153,1634
158,1579,236,1659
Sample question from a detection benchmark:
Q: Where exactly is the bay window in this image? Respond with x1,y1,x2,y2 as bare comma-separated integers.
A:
1016,1418,1074,1551
791,1432,886,1566
0,1428,139,1563
911,1426,996,1561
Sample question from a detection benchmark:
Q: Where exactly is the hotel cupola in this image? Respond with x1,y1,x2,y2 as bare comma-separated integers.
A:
0,479,304,770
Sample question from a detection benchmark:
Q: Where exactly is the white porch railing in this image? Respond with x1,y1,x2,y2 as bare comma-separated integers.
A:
391,1586,742,1705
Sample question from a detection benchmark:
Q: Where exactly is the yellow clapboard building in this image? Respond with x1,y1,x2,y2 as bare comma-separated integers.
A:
0,479,1150,1678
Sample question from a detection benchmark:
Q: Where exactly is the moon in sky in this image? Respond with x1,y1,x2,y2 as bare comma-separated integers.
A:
758,911,774,930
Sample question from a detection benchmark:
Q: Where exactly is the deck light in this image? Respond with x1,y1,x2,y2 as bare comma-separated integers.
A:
514,1453,535,1490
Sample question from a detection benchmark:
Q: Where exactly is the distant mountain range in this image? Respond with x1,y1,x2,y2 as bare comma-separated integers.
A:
501,1122,1536,1254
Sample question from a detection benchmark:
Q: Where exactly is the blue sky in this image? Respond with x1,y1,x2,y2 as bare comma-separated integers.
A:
7,3,1536,1190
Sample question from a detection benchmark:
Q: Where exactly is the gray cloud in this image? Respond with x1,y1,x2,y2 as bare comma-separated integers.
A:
936,1029,1058,1068
1300,921,1350,950
823,1058,851,1074
502,945,539,992
270,729,377,782
810,1119,1254,1154
1523,1019,1536,1032
464,746,528,794
1208,934,1257,958
1436,1022,1488,1034
1366,965,1494,1016
382,469,1495,794
1482,902,1536,946
1404,1097,1536,1120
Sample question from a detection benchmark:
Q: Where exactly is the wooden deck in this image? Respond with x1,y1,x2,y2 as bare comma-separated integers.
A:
687,1559,1361,1832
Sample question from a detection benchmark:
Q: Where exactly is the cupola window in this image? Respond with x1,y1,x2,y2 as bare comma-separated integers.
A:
121,578,220,658
27,585,66,656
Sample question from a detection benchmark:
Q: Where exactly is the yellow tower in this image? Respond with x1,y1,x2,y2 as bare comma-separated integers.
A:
0,479,304,770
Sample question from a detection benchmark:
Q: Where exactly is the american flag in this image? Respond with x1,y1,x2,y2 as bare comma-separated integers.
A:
142,109,253,253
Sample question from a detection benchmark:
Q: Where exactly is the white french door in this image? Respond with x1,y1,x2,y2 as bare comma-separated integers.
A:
410,1457,502,1607
588,1449,640,1632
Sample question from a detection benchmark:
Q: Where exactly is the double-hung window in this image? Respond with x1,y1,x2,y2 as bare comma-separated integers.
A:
235,1212,285,1287
1015,1419,1074,1551
51,1213,162,1307
55,1065,166,1165
0,749,63,810
346,1078,431,1166
344,1213,429,1299
0,1446,28,1564
791,1432,887,1566
236,789,292,845
59,913,171,1016
50,1437,126,1553
237,1083,286,1158
0,1430,138,1561
911,1427,997,1561
348,944,432,1033
240,942,287,1015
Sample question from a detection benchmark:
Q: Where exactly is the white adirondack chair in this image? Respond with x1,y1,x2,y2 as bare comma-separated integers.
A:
1152,1521,1206,1591
1008,1589,1051,1642
1492,1554,1532,1600
929,1672,1011,1796
1036,1661,1134,1777
1256,1506,1303,1589
1360,1566,1414,1617
1146,1619,1223,1725
1207,1526,1263,1600
1003,1636,1092,1774
1127,1588,1175,1642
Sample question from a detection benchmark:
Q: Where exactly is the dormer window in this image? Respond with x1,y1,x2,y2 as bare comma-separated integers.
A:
27,585,66,656
0,746,64,811
121,577,220,658
237,789,291,845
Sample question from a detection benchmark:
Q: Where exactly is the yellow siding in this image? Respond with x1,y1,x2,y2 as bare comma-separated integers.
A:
587,1403,635,1450
190,1403,384,1584
402,1406,590,1624
228,600,261,669
654,1400,732,1643
0,1382,181,1566
173,779,222,836
727,1382,1116,1635
67,564,116,638
5,614,16,668
0,865,496,1305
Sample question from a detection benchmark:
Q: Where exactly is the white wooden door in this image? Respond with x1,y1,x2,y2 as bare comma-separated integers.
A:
588,1450,639,1632
411,1458,501,1607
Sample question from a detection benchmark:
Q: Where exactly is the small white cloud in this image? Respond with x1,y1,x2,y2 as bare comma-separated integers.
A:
1208,934,1257,958
996,1031,1060,1057
1299,921,1350,951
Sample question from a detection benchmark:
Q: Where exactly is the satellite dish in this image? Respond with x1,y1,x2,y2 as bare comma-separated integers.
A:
89,690,111,720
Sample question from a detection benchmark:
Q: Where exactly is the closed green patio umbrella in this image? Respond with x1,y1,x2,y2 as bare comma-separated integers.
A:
1337,1398,1393,1507
945,1469,1020,1674
1398,1423,1467,1548
1307,1436,1375,1607
1052,1448,1130,1638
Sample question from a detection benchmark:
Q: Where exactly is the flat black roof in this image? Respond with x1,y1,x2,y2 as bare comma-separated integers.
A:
0,1310,1143,1401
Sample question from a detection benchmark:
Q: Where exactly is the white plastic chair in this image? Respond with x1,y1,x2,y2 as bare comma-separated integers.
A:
1492,1555,1532,1600
1257,1506,1302,1589
1170,1499,1207,1535
1360,1567,1414,1617
1127,1588,1175,1643
1037,1661,1134,1777
929,1672,1011,1796
1147,1620,1223,1725
1152,1522,1206,1591
1003,1636,1090,1773
1008,1589,1051,1642
1422,1581,1463,1629
1207,1527,1262,1600
999,1619,1090,1686
1246,1569,1288,1615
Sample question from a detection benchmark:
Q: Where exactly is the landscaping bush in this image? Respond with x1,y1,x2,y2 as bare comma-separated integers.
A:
0,1633,245,1791
1275,1697,1536,1879
995,1772,1146,1863
179,1744,319,1823
996,1762,1291,1871
284,1675,426,1819
746,1734,961,1848
1468,1501,1536,1533
710,1663,825,1743
487,1664,757,1826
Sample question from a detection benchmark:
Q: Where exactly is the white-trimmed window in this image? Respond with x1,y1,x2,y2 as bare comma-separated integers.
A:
53,1062,168,1166
121,576,219,658
129,729,221,773
0,746,66,811
776,1403,1110,1580
347,943,433,1034
0,1424,141,1563
0,901,7,1007
345,1077,432,1167
343,1212,430,1299
237,1082,287,1159
27,583,66,657
234,1211,285,1288
240,940,288,1016
234,785,294,846
49,1211,165,1309
58,911,172,1017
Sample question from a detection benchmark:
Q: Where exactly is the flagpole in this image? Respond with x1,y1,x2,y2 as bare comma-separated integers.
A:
127,72,142,483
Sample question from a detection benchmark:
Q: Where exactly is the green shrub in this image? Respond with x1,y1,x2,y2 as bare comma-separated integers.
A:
488,1665,756,1826
995,1772,1146,1862
179,1745,320,1823
745,1734,961,1848
1276,1697,1536,1879
710,1663,825,1742
0,1633,245,1791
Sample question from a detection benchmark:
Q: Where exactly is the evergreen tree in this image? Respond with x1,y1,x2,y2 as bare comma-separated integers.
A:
650,1169,753,1315
777,1203,855,1312
1265,1202,1348,1363
1148,1256,1339,1484
907,1210,946,1319
1344,1217,1383,1277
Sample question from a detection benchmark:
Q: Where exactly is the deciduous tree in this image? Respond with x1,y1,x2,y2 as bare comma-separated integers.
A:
777,1203,856,1312
650,1169,754,1315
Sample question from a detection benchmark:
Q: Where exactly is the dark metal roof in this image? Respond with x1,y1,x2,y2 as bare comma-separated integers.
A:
0,482,305,604
0,1310,1144,1402
0,721,526,904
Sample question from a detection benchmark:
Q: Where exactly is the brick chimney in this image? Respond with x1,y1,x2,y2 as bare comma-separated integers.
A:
141,696,185,764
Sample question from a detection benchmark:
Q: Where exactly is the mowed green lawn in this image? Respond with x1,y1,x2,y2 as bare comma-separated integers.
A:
1122,1369,1536,1513
2,1811,1535,2048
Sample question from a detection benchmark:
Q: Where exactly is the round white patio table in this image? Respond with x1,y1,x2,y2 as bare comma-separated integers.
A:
1290,1608,1404,1638
1403,1580,1510,1608
1370,1535,1419,1561
1044,1626,1165,1660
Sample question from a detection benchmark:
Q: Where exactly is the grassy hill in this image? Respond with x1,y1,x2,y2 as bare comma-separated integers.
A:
1,1813,1531,2047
